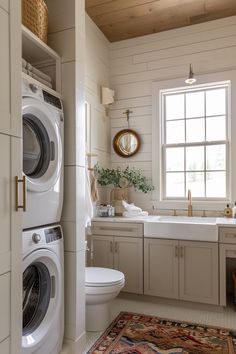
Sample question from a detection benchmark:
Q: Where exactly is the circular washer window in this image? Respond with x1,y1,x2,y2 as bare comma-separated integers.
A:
23,114,51,178
22,262,51,336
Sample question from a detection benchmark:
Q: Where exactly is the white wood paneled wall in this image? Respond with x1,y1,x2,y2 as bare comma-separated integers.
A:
109,16,236,213
85,15,111,203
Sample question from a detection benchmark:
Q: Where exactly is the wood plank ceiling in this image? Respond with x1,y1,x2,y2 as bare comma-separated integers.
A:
85,0,236,42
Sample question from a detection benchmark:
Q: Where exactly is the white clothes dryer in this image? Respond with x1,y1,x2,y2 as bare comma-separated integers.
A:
22,76,64,229
22,225,64,354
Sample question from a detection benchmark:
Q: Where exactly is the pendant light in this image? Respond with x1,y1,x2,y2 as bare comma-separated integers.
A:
185,64,196,85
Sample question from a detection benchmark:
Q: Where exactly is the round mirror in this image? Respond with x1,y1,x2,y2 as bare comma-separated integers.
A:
113,129,141,157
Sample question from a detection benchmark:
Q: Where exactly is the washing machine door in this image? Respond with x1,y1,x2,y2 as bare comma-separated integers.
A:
22,97,63,193
22,249,62,352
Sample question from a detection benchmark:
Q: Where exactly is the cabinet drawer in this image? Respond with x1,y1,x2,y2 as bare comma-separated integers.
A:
219,227,236,244
92,222,143,237
0,337,10,354
0,273,10,342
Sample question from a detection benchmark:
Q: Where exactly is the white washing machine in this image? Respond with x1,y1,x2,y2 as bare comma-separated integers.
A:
22,225,64,354
22,76,64,229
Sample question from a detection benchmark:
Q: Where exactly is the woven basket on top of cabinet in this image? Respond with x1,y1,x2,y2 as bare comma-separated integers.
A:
22,0,48,43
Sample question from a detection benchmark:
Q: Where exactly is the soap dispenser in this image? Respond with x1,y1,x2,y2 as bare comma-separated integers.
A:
224,204,232,217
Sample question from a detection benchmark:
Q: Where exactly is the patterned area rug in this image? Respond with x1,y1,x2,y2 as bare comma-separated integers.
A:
87,312,236,354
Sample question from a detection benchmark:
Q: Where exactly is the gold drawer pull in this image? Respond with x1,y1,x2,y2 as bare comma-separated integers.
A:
225,233,236,239
110,241,113,253
15,176,26,211
99,227,135,232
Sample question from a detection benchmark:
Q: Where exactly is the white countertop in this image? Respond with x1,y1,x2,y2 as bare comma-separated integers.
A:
92,215,236,227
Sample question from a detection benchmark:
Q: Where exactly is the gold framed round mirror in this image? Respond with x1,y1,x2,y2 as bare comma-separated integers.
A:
113,129,141,158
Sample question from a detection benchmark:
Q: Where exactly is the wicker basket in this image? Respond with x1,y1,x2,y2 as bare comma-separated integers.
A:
22,0,48,43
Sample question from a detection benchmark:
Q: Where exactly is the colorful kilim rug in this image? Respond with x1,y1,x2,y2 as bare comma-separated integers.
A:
87,312,236,354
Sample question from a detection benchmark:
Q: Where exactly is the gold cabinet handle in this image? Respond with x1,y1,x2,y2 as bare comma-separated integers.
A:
180,246,184,258
114,241,118,253
15,176,26,211
175,245,178,257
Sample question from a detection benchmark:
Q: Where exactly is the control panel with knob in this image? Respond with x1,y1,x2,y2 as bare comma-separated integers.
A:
32,233,41,243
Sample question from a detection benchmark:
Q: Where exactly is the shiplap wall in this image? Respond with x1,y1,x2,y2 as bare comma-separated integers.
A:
109,16,236,213
85,15,111,202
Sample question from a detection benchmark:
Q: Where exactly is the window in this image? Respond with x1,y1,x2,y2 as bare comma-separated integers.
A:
161,82,229,200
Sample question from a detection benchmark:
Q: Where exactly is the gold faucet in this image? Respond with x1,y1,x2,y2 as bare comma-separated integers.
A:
187,189,193,216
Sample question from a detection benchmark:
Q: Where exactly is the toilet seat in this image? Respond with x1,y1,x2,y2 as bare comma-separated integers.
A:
85,267,124,287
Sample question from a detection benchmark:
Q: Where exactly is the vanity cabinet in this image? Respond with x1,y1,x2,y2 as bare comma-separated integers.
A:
144,238,219,305
144,238,179,299
219,227,236,306
91,222,143,294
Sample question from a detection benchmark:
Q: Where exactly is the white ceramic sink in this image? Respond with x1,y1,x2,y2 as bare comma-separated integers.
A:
144,215,218,241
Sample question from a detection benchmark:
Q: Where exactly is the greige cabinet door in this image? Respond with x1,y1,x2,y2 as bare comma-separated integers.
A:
92,235,114,269
0,3,21,137
0,7,10,135
179,241,219,305
114,237,143,294
0,337,10,354
144,238,179,299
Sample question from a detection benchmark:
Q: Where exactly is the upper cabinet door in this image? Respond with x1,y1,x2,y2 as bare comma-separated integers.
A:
0,3,21,137
0,0,8,12
179,241,219,305
0,9,10,135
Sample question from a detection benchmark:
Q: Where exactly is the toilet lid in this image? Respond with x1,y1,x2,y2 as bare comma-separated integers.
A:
85,267,124,287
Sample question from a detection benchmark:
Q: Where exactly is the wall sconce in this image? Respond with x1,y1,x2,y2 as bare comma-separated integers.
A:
101,86,115,105
185,64,196,85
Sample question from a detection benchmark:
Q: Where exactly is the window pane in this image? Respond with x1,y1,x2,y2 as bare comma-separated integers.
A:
166,147,184,171
186,91,204,118
165,94,184,120
166,173,184,197
166,120,185,143
206,172,226,198
186,172,204,197
206,88,226,116
206,116,226,141
186,118,205,143
206,145,226,170
186,146,204,171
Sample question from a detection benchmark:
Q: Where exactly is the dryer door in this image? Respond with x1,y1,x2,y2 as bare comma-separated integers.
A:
22,249,62,352
22,97,63,193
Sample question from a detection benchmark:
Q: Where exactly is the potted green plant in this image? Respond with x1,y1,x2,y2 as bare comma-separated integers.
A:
94,165,154,215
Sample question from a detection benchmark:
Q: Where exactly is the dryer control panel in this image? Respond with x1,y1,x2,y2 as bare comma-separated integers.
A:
45,226,62,243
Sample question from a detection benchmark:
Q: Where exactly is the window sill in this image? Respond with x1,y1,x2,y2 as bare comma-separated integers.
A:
152,199,229,212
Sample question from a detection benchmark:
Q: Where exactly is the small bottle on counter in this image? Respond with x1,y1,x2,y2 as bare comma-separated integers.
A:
224,204,232,218
232,202,236,218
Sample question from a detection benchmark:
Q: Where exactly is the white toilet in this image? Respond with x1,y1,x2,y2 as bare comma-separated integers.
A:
85,267,125,332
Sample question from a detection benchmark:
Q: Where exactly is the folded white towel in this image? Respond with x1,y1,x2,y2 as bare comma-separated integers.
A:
22,58,27,69
22,67,27,74
122,201,142,212
27,71,53,89
26,62,52,83
123,211,149,218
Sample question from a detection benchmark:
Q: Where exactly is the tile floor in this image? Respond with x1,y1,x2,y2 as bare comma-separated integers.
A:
83,294,236,353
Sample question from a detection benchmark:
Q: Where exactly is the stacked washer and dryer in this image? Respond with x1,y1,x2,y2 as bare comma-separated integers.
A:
22,76,64,354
